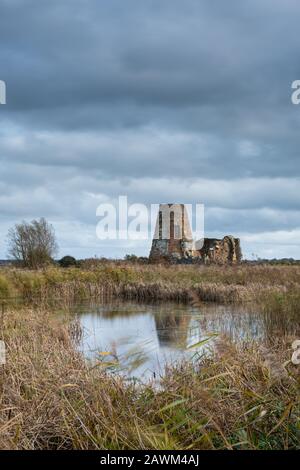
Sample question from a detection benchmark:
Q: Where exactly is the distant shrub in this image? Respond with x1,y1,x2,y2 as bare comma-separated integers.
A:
59,255,78,268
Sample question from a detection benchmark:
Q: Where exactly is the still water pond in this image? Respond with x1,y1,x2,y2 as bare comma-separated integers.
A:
73,301,268,381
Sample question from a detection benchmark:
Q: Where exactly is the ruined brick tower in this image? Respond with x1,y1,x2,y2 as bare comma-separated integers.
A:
149,204,196,261
149,203,242,264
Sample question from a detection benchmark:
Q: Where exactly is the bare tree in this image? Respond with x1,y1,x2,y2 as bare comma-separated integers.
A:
7,218,58,268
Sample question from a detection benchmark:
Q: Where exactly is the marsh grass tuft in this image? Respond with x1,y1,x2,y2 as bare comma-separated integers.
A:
0,264,299,306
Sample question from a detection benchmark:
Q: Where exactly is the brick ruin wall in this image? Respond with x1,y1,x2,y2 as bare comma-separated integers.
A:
150,236,242,264
149,204,242,264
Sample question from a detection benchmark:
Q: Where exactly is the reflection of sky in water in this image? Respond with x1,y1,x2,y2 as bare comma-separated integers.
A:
76,302,265,381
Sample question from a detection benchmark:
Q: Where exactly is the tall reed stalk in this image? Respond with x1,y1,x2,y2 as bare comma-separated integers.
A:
0,306,299,450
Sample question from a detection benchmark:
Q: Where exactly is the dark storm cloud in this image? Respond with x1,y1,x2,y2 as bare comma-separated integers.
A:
1,0,299,115
0,0,300,257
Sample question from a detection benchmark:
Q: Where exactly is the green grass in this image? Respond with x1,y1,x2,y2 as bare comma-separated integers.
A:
0,264,299,304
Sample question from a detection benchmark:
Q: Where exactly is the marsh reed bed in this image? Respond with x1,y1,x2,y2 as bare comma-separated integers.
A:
0,306,299,450
0,264,299,449
0,263,299,304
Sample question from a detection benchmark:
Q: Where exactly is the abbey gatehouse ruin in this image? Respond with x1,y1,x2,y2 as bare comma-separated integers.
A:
149,204,242,264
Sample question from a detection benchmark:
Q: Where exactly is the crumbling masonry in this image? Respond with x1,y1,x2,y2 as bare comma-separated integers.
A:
149,204,242,264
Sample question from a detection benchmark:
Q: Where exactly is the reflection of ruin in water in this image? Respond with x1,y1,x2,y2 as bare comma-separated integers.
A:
74,299,300,351
73,300,300,381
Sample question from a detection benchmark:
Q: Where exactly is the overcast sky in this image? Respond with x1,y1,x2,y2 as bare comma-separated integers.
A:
1,0,300,259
